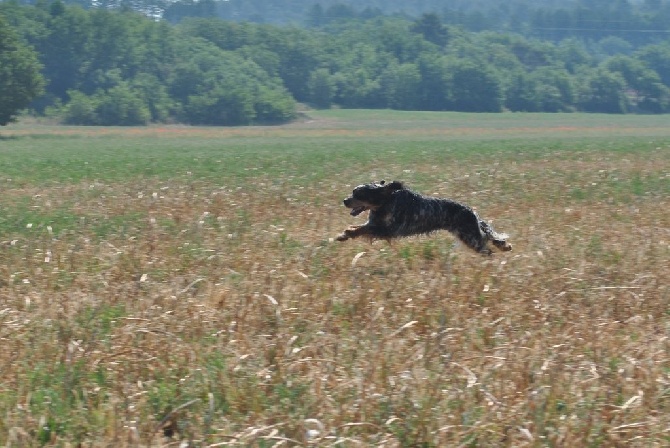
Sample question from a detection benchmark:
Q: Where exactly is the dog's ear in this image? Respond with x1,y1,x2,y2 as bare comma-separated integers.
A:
387,180,404,191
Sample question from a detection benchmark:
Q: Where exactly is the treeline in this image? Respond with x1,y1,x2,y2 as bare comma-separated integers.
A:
1,1,297,126
151,0,670,48
16,0,670,45
306,0,670,49
2,2,670,126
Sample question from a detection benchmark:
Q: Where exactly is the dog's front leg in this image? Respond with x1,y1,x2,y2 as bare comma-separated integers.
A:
336,225,374,241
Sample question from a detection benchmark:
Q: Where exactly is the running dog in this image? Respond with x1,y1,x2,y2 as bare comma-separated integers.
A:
336,180,512,255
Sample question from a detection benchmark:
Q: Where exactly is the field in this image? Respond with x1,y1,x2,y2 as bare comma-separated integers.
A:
1,111,669,447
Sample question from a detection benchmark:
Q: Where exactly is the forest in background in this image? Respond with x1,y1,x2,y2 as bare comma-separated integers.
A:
1,0,670,125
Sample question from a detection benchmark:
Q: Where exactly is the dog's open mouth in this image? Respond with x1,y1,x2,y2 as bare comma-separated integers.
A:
350,206,368,216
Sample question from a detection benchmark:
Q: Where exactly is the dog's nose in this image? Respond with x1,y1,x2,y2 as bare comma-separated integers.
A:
343,198,352,207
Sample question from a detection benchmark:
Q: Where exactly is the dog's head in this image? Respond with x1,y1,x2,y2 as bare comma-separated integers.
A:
343,180,404,216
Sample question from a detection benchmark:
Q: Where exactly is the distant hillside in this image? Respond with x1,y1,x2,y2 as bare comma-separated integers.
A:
156,0,670,48
10,0,668,32
161,0,577,25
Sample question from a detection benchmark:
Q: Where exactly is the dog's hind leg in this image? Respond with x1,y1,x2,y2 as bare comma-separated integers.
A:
453,228,492,255
448,209,492,254
480,220,512,252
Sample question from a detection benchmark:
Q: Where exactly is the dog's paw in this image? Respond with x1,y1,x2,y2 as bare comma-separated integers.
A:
497,241,512,251
492,239,512,252
336,233,349,241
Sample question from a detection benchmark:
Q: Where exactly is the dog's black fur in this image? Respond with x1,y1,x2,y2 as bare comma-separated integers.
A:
336,180,512,255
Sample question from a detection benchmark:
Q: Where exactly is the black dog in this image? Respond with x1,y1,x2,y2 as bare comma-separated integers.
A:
336,180,512,255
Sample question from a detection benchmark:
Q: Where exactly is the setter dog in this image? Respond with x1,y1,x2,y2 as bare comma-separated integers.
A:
336,180,512,255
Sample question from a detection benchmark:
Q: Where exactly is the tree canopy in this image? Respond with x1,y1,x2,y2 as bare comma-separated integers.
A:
0,13,44,126
1,1,670,125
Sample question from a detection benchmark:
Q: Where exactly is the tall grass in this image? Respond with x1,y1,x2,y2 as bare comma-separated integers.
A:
1,112,669,446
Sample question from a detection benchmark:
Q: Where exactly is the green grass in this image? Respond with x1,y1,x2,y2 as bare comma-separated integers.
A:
2,111,669,186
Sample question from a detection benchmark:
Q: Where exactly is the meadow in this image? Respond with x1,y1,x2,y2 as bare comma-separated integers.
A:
0,111,669,447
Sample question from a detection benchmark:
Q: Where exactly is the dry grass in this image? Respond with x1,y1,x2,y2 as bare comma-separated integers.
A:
1,113,670,447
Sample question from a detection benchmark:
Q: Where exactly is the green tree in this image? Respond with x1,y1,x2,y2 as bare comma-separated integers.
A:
529,67,574,112
634,74,670,113
163,0,217,24
557,38,592,73
96,84,151,125
380,62,421,110
596,36,633,57
307,68,335,109
253,85,297,123
245,26,323,102
410,13,449,47
328,41,387,108
604,55,669,113
0,14,44,125
577,68,629,113
376,19,429,63
184,86,256,125
415,54,449,110
62,90,98,125
635,43,670,87
333,69,383,108
505,70,540,112
447,59,503,112
169,47,296,125
38,2,91,100
79,10,146,94
62,85,151,125
131,73,175,122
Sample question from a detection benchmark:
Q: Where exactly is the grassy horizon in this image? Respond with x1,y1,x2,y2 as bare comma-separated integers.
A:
1,111,669,446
